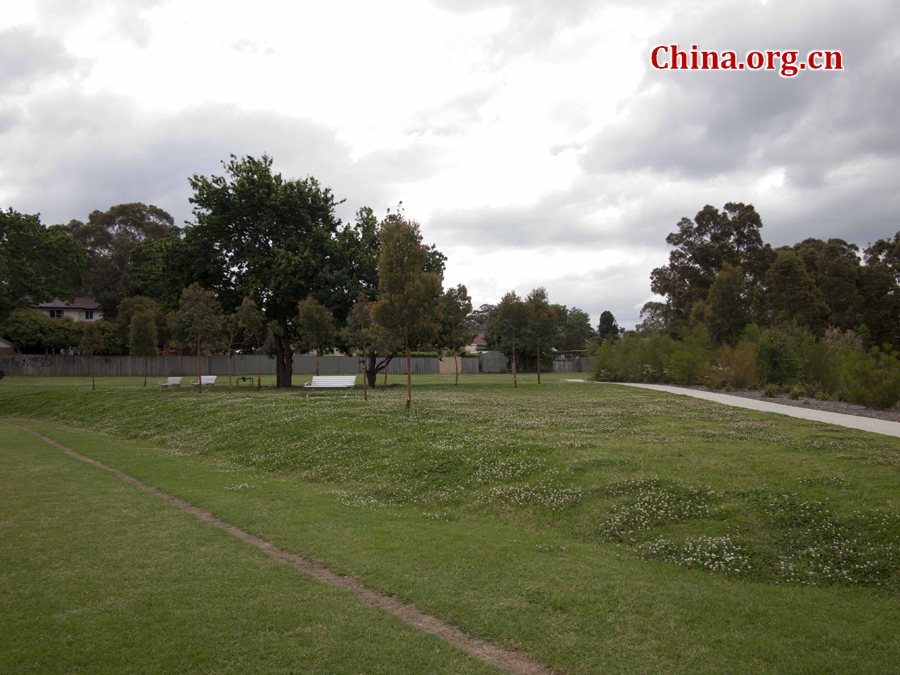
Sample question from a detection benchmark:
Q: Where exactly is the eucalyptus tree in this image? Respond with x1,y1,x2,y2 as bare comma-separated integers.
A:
168,284,223,394
493,291,528,388
236,297,267,390
80,321,105,391
129,309,158,387
440,284,473,385
372,214,442,409
525,287,557,384
60,203,177,317
342,293,375,401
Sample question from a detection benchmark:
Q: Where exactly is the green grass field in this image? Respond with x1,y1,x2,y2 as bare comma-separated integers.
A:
1,373,898,673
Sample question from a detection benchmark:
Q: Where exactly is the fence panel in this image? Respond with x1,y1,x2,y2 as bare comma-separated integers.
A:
480,351,507,373
1,353,469,378
0,354,209,377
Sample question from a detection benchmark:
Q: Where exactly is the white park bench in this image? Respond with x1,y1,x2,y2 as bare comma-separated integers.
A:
158,376,183,389
190,375,217,391
303,375,357,398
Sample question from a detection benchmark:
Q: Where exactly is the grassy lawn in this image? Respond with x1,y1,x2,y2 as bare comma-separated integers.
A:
1,373,898,673
0,423,497,674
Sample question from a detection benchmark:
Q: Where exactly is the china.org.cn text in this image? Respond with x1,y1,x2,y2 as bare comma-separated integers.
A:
651,44,843,77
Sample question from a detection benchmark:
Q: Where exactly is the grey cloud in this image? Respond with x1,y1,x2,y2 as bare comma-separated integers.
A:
582,0,900,183
0,93,440,228
0,28,81,93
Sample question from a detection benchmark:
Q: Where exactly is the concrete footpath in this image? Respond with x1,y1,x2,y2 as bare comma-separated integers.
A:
569,380,900,439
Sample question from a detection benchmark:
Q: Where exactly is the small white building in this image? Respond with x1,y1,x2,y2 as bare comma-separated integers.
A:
34,297,102,322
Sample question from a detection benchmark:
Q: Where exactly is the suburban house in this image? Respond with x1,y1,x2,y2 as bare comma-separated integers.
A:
466,334,487,353
34,297,103,322
0,338,15,355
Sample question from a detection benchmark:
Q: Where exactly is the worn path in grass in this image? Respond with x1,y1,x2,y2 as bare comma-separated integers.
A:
576,381,900,438
2,421,548,675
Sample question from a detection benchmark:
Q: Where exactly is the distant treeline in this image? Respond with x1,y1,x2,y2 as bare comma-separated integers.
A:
595,202,900,408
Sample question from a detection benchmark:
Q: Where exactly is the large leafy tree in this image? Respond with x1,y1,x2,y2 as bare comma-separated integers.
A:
168,284,223,393
555,305,594,351
126,231,188,310
372,214,442,409
184,155,377,388
861,233,900,348
525,287,557,384
792,238,862,331
707,263,750,346
764,250,829,333
59,203,177,317
651,203,773,321
440,284,473,385
296,296,335,377
0,209,86,322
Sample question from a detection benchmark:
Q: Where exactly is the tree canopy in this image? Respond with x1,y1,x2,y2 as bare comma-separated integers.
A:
0,209,86,323
372,214,442,408
650,203,773,321
168,283,223,393
60,203,177,317
183,154,379,388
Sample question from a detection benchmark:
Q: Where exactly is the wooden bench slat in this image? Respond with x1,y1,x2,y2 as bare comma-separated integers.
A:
303,375,357,397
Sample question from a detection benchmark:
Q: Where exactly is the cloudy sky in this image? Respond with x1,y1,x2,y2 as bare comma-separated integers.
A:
2,0,898,327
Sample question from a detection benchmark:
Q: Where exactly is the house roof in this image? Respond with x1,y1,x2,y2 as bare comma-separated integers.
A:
34,296,101,310
472,334,486,346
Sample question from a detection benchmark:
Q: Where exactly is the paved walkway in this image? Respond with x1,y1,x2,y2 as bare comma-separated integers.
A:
568,380,900,438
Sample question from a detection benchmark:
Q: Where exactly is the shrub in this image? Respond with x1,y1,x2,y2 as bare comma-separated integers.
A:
840,349,900,409
757,329,800,384
764,384,779,397
592,333,676,383
716,341,758,389
788,385,805,400
668,324,713,386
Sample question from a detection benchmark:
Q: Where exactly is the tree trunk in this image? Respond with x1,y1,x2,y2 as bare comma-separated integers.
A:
91,356,95,391
274,324,293,388
366,352,377,388
144,356,147,387
452,317,459,386
536,340,541,384
383,358,388,390
316,347,320,377
257,345,261,391
366,352,391,389
197,334,202,393
405,329,411,409
512,332,517,389
228,350,232,394
361,342,368,402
